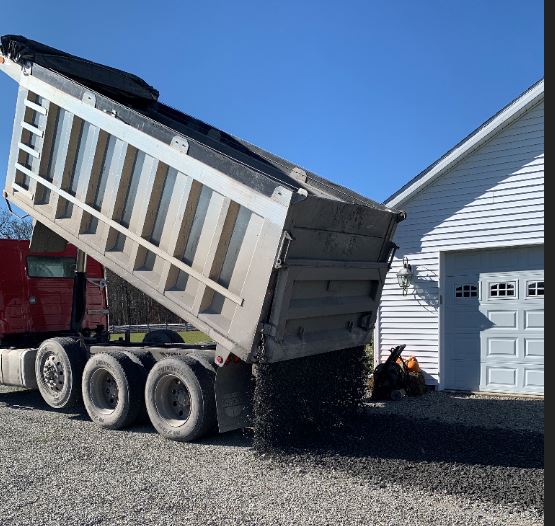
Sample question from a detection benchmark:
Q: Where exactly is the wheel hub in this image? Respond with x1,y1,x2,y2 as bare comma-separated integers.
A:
89,368,120,414
103,376,119,408
42,354,64,392
170,380,190,418
153,375,192,427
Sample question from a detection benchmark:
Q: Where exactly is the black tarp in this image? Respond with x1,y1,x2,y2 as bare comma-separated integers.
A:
0,35,391,208
0,35,159,108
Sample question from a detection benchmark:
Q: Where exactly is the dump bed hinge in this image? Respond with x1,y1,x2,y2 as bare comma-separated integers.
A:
171,136,189,154
259,322,277,338
274,231,293,269
82,91,96,107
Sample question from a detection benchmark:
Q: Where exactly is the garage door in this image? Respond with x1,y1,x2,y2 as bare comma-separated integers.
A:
443,246,544,395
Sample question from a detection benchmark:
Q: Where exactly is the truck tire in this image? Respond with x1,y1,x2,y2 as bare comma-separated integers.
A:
145,356,216,442
142,329,184,345
35,337,86,409
82,352,146,429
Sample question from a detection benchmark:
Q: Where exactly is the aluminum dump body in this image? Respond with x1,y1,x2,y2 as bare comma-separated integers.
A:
0,38,404,363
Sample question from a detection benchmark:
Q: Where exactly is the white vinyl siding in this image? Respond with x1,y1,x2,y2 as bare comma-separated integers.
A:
376,99,544,385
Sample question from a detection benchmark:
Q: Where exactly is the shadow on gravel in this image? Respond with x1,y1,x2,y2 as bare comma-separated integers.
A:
0,389,251,446
199,429,252,448
259,414,544,512
267,413,544,469
0,388,88,420
0,388,47,409
378,392,545,433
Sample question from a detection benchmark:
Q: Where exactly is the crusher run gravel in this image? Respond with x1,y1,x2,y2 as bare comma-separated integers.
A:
0,386,543,526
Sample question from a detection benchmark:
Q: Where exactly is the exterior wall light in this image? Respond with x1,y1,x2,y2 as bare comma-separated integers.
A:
396,257,413,295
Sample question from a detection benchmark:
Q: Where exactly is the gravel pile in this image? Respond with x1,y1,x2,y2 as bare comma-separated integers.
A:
0,386,543,526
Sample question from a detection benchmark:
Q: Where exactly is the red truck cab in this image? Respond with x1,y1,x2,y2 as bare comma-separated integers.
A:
0,239,108,344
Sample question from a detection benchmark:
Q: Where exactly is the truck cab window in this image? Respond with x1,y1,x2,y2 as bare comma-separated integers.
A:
27,256,76,278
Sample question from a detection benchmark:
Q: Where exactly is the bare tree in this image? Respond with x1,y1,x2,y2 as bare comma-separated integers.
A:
105,269,185,326
0,208,33,240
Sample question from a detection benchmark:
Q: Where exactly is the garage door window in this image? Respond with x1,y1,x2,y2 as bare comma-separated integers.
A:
455,284,478,298
527,281,544,297
489,281,517,298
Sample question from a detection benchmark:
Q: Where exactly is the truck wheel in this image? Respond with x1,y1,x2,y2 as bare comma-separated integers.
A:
145,356,216,441
35,337,86,409
142,329,184,345
82,352,146,429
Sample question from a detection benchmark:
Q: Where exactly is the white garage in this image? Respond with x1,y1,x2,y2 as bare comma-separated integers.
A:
443,246,544,394
375,79,544,395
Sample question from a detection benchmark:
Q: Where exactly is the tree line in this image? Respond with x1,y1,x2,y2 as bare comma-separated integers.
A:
105,270,184,326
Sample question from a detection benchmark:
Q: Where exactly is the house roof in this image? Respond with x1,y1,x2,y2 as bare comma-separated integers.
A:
385,78,545,208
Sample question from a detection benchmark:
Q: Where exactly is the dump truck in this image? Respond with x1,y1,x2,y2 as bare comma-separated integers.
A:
0,36,404,441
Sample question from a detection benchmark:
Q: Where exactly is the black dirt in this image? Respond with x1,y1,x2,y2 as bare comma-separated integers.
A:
263,412,544,513
253,346,369,450
253,348,544,514
250,347,543,513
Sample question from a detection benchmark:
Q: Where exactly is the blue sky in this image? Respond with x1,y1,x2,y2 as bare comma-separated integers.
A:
0,0,544,205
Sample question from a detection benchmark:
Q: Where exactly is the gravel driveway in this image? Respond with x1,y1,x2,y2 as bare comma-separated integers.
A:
0,387,543,526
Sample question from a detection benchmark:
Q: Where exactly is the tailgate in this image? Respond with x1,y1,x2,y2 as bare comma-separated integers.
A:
260,197,401,362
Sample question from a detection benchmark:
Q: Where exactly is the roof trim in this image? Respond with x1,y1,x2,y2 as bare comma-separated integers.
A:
385,79,545,208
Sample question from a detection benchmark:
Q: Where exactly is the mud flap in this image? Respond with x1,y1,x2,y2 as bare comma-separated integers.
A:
215,360,253,433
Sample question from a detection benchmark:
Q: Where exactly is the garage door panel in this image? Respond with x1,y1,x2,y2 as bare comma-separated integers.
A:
482,336,542,364
484,366,517,388
443,331,480,390
524,338,544,359
525,310,544,329
487,310,517,328
478,268,543,394
524,367,544,390
444,246,543,395
486,338,517,357
481,364,543,394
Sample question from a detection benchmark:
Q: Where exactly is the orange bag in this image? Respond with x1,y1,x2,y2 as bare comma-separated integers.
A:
406,355,421,373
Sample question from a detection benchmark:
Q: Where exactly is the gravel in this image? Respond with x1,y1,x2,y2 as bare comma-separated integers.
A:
366,391,544,433
0,386,543,526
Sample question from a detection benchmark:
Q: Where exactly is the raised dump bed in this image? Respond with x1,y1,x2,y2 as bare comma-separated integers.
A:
1,36,404,364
